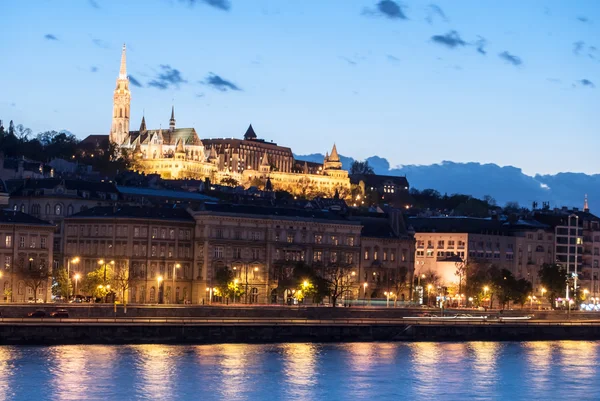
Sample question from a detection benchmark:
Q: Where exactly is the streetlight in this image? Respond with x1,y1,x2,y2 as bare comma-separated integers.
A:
584,288,589,302
28,257,33,270
427,284,433,307
233,279,239,304
363,282,368,306
172,263,181,304
157,276,163,304
67,257,79,299
74,274,81,298
384,291,393,308
484,286,489,308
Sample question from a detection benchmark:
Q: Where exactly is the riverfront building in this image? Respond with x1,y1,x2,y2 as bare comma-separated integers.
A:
0,209,54,303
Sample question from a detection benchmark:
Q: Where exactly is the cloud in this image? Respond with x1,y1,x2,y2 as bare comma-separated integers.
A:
44,34,58,41
147,65,187,90
364,1,407,20
425,4,447,23
339,56,357,66
10,103,16,107
196,93,205,98
577,16,590,23
179,0,231,11
129,75,143,88
579,79,595,88
203,73,242,92
546,78,561,84
89,0,100,8
386,54,399,62
431,31,466,48
92,38,110,49
498,51,522,66
90,66,98,73
475,36,487,55
573,40,585,55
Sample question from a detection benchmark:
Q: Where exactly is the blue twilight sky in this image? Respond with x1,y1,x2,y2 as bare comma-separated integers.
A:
0,0,598,175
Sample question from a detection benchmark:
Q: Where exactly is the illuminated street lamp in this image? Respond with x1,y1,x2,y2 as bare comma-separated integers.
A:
427,284,432,306
172,263,181,304
483,286,489,308
384,291,394,308
74,273,81,298
67,257,80,298
157,276,163,304
584,288,589,302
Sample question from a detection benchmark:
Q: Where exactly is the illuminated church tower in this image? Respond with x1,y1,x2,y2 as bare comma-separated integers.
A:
110,44,131,145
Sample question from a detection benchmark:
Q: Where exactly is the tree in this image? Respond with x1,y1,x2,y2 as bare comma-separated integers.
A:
350,160,374,175
23,261,51,303
113,264,132,304
52,267,71,299
538,263,568,308
81,265,114,301
8,120,14,136
390,265,410,305
321,264,356,307
249,176,265,190
514,278,533,308
220,177,239,187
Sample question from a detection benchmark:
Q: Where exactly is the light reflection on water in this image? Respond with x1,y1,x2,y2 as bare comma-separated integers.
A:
2,341,599,401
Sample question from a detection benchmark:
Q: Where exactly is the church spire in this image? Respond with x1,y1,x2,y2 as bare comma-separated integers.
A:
119,43,127,79
169,106,175,131
584,194,589,212
139,115,146,131
329,143,340,161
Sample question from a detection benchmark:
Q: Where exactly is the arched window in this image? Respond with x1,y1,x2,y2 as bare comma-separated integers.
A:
18,282,24,295
119,108,123,118
67,204,74,215
182,287,188,303
149,287,156,303
535,245,544,252
45,203,51,215
20,204,25,213
55,204,62,216
250,287,259,304
176,287,180,303
131,287,137,303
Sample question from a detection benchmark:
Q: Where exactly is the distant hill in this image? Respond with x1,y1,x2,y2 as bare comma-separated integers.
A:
294,154,596,212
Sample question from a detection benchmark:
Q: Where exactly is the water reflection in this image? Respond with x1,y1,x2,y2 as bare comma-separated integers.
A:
281,343,318,400
212,344,259,401
0,347,15,399
132,345,179,400
523,341,553,393
48,345,117,401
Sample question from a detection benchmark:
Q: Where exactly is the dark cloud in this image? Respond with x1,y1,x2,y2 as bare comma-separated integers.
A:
92,38,110,49
88,0,100,8
196,93,205,98
10,103,16,107
179,0,231,11
431,31,466,48
475,36,487,55
90,66,98,73
573,40,585,55
129,75,143,88
577,16,590,23
339,56,357,66
386,54,399,62
580,79,595,88
147,65,187,90
498,51,522,66
44,34,58,41
425,4,447,24
363,1,407,20
203,73,242,92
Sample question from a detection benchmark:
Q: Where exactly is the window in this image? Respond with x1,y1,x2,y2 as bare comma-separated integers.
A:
383,251,388,261
274,232,280,242
364,250,369,260
447,240,455,248
233,247,242,259
314,234,322,244
437,240,444,248
330,252,338,263
185,230,191,240
19,236,25,248
287,234,294,243
313,251,323,262
331,236,339,246
373,249,378,260
427,241,433,248
40,237,46,249
347,236,355,246
458,241,465,249
134,244,139,256
506,253,514,261
416,250,424,257
151,245,157,257
152,228,158,239
55,204,62,216
251,248,260,260
5,235,12,248
426,250,434,257
345,253,354,264
169,229,175,239
134,227,140,237
215,229,223,239
30,237,36,248
161,229,166,239
417,240,424,248
214,246,224,258
234,230,241,240
4,256,11,269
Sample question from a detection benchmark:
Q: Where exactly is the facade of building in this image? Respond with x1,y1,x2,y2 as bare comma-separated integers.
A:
94,45,351,198
190,203,363,305
8,179,120,269
63,207,196,304
0,210,54,303
410,217,554,299
352,212,415,302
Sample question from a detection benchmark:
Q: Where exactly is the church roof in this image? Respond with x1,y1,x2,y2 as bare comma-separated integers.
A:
260,151,270,166
329,144,340,161
128,127,202,147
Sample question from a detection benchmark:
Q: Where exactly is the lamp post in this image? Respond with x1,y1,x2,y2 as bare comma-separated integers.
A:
74,274,81,299
484,286,489,308
172,263,180,304
384,291,393,308
67,257,79,299
584,288,589,303
157,275,163,304
427,284,432,307
28,257,33,270
363,282,368,306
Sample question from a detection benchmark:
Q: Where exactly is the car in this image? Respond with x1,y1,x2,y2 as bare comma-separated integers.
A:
27,310,47,318
421,313,438,318
453,313,474,318
27,299,45,304
50,309,69,318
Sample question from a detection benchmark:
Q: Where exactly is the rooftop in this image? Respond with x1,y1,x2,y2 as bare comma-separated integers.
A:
67,206,194,222
0,209,52,226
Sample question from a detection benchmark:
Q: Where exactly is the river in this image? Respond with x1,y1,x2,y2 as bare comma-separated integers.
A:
0,341,597,400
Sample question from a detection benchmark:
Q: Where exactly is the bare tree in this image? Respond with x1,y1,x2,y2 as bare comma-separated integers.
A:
23,259,51,303
113,263,132,304
321,263,355,307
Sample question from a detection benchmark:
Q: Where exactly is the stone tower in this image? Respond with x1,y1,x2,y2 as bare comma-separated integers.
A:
110,44,131,145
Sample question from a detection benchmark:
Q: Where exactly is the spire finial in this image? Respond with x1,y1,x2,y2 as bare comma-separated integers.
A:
584,194,589,212
119,43,127,79
169,105,176,130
